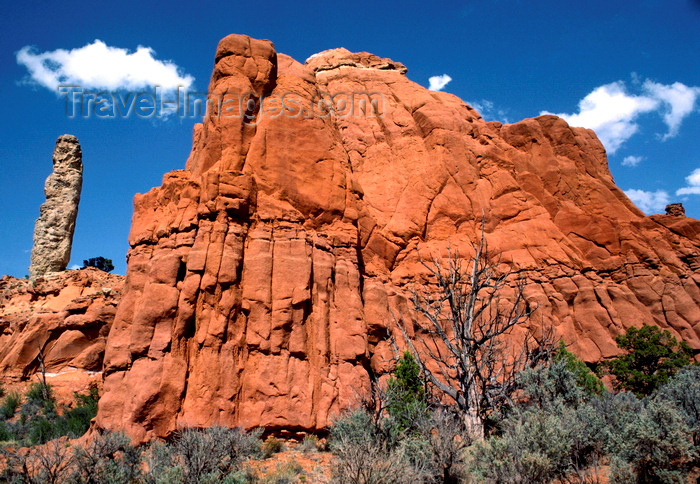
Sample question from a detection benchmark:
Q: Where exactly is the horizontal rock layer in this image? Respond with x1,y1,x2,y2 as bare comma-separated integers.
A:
96,34,700,442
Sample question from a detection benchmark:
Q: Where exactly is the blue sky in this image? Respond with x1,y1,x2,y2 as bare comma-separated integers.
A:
1,0,699,277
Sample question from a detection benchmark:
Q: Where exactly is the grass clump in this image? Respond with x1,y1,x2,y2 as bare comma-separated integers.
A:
262,436,284,458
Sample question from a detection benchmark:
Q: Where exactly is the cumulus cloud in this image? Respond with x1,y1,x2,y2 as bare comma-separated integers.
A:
428,74,452,91
643,80,700,139
625,188,670,214
622,155,643,167
676,168,700,196
542,79,700,154
16,40,194,92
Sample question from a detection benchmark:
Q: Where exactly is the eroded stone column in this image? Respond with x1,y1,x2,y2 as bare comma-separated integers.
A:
29,135,83,280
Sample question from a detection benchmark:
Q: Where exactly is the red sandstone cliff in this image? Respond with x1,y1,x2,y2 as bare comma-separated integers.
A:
0,269,123,379
95,34,700,442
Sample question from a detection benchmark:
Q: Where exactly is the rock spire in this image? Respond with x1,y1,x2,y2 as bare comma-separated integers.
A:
29,135,83,280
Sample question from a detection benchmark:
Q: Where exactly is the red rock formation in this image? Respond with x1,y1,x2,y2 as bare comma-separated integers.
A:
96,34,700,442
0,268,123,379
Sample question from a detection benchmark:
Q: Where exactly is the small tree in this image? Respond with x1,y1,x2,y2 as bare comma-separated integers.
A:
386,351,427,431
553,343,604,396
603,324,693,397
82,257,114,273
396,227,554,436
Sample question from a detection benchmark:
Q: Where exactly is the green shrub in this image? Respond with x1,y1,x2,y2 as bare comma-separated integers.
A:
62,384,99,437
28,415,56,444
603,324,694,397
386,351,426,432
25,381,53,406
0,422,14,442
554,343,605,395
7,382,100,445
0,391,21,420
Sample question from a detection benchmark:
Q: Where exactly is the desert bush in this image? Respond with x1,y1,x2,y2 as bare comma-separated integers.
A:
606,394,695,483
176,427,234,483
142,426,261,484
262,436,284,458
300,435,319,453
20,385,99,445
208,426,262,469
655,364,700,448
62,385,100,438
143,440,181,484
517,357,588,409
329,409,434,484
415,408,469,483
70,430,141,484
468,404,575,483
1,438,74,484
467,358,610,483
0,391,22,420
259,459,304,484
24,382,53,407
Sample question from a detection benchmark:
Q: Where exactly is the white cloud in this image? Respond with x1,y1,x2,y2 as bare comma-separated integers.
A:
621,155,643,167
468,99,511,123
428,74,452,91
643,80,700,140
68,264,81,270
625,188,670,214
676,168,700,196
542,79,700,154
16,40,194,92
469,99,493,114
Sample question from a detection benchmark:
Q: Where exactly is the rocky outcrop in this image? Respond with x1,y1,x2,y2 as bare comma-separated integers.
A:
95,34,700,442
29,135,83,280
666,203,686,217
0,269,123,379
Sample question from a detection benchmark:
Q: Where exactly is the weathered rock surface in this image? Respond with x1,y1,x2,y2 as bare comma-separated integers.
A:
96,34,700,442
29,135,83,280
666,203,686,217
0,269,123,379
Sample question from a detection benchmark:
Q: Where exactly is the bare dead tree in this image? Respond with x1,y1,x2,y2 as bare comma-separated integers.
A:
396,227,555,436
35,343,51,403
